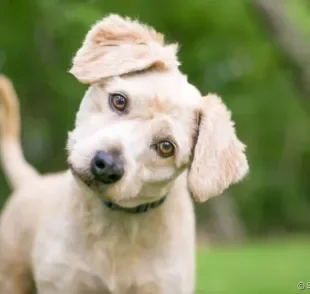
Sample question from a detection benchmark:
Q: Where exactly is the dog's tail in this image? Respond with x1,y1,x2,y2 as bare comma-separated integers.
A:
0,75,39,189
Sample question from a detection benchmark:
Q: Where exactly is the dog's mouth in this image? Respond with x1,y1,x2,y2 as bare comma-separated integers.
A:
69,164,102,190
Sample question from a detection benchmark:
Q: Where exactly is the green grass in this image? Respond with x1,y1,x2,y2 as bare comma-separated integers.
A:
196,237,310,294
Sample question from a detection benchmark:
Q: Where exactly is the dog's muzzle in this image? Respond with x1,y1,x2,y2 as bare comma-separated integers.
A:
90,151,124,184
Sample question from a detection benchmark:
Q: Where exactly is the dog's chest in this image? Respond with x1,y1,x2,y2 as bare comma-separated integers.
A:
84,222,182,294
89,242,166,293
54,246,164,293
36,218,181,294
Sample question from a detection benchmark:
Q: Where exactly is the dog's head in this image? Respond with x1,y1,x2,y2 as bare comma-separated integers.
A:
67,15,248,207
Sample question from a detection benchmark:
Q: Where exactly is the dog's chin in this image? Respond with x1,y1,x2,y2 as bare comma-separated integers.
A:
112,196,164,208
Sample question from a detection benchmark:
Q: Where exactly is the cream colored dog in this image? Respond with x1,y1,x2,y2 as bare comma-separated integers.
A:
0,15,248,294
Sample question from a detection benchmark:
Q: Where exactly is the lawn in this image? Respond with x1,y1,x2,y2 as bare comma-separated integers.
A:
196,237,310,294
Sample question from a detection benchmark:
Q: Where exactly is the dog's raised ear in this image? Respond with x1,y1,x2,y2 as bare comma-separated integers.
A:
69,14,179,84
188,94,249,203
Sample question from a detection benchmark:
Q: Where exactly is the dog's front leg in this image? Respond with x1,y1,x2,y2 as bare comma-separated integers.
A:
0,260,34,294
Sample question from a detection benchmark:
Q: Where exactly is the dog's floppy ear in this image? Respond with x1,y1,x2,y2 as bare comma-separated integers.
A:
188,94,249,203
69,14,179,84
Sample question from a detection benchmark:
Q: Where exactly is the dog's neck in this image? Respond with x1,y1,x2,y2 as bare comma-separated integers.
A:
101,195,167,214
67,170,191,247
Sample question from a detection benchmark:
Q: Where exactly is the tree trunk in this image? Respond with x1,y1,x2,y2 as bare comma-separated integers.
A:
252,0,310,108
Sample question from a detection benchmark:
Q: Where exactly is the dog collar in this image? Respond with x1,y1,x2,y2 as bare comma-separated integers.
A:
102,195,167,214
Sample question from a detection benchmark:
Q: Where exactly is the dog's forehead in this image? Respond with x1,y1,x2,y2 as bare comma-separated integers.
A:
106,69,201,110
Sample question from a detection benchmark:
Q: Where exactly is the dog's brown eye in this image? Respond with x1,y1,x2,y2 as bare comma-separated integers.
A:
110,93,127,112
157,141,175,158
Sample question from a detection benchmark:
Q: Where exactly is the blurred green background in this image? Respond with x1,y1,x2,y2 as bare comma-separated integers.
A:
1,0,310,293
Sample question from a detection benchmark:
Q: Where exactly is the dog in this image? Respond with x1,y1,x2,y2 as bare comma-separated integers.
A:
0,15,248,294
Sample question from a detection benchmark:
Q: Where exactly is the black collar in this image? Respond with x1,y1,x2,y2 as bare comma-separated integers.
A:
102,195,167,214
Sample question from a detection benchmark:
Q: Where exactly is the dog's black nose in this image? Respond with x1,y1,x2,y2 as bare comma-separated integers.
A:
91,151,124,184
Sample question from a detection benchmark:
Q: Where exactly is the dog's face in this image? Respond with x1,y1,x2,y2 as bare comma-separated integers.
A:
67,15,249,206
67,70,200,206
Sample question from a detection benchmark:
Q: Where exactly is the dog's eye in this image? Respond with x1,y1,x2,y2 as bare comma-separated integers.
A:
109,93,127,112
155,141,175,158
